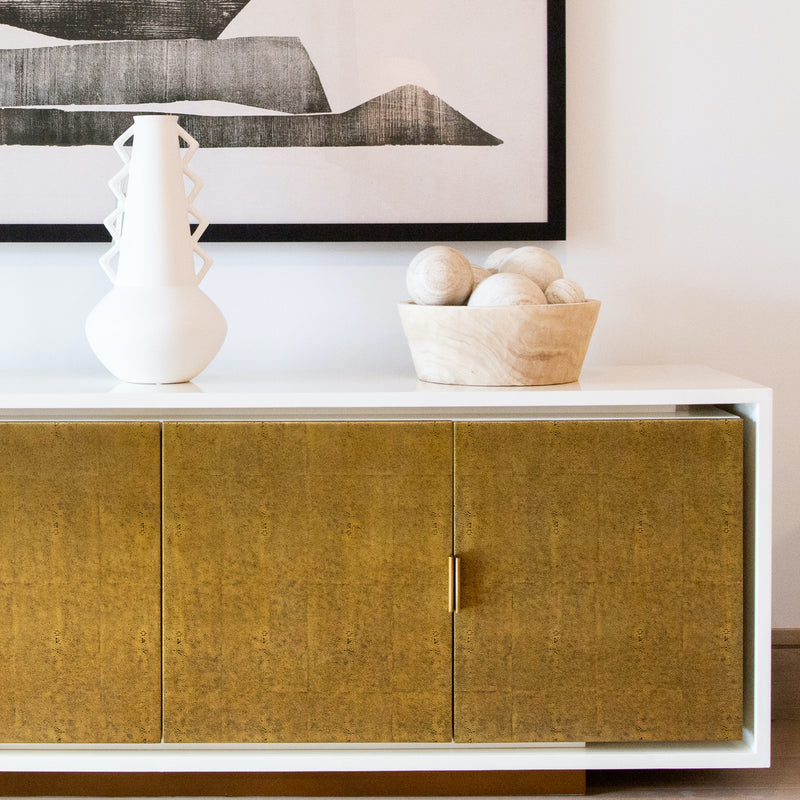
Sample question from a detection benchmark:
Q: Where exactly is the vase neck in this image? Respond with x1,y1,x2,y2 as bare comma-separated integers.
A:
115,115,201,287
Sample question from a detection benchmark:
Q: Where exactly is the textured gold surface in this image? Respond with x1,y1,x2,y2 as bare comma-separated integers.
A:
0,422,162,743
454,418,743,743
163,421,453,743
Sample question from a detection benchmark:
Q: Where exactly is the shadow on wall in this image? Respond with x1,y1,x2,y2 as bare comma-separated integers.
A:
565,0,614,241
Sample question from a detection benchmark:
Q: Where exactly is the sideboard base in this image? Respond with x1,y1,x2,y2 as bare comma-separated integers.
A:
0,770,587,797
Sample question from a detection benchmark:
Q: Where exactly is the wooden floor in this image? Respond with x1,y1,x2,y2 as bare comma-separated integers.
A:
0,645,797,798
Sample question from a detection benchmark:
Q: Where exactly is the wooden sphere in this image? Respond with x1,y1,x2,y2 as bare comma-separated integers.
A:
500,246,563,290
546,278,586,304
484,247,514,273
406,246,473,305
471,264,492,292
467,272,547,307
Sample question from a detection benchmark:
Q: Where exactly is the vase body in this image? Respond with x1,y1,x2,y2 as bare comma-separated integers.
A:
86,114,226,384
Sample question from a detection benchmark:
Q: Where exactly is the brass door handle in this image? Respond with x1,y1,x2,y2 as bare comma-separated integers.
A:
448,555,461,613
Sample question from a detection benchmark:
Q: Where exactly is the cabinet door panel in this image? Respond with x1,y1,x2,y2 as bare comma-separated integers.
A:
454,418,743,743
163,421,453,743
0,422,162,743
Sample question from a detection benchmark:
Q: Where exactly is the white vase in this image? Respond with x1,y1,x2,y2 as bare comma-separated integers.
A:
86,114,227,384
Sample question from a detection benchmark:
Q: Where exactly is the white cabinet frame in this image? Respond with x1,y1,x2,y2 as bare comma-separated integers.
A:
0,365,771,772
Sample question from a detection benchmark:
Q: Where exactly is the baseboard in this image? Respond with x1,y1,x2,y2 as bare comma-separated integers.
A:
773,628,800,648
0,770,586,797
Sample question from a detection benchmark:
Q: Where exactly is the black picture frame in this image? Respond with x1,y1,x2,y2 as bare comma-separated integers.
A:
0,0,565,243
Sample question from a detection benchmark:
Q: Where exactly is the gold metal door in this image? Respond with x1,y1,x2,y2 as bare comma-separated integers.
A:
163,421,453,743
0,422,162,743
454,418,743,743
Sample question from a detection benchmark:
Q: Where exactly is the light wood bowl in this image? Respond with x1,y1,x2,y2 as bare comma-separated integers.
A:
398,300,600,386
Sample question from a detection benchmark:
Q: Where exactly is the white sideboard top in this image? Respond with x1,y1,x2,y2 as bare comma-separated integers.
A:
0,364,770,416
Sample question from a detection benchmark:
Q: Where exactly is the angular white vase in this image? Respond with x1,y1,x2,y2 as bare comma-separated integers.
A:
86,114,227,384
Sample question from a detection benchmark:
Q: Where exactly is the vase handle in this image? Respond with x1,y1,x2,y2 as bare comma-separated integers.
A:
193,243,213,284
99,122,136,284
178,126,213,284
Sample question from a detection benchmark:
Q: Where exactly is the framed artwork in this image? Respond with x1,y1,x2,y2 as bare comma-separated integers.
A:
0,0,565,242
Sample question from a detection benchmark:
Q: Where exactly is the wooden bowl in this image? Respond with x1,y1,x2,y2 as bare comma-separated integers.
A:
398,300,600,386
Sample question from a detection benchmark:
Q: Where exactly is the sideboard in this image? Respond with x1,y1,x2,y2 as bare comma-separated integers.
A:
0,365,771,775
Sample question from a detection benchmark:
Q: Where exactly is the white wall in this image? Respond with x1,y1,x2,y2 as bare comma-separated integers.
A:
0,0,798,625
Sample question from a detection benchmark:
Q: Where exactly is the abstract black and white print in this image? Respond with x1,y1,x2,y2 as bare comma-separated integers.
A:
0,0,501,147
0,0,553,229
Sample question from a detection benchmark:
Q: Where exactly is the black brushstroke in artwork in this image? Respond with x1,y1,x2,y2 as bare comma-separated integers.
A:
0,0,251,40
0,0,503,149
0,87,503,148
0,38,331,114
